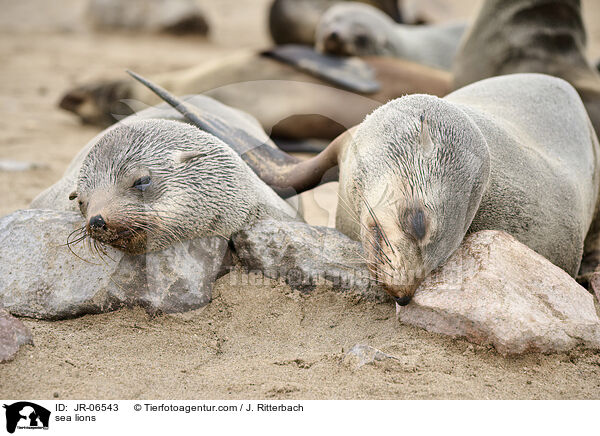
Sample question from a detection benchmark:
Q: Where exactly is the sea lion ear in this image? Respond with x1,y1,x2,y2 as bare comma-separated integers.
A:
419,114,434,155
175,151,210,163
69,191,78,200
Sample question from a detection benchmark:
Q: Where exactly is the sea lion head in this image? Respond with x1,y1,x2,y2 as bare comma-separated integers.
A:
315,3,397,57
346,95,490,304
70,118,260,254
59,79,134,126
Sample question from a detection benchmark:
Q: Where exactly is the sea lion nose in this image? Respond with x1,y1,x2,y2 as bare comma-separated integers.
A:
324,31,342,50
383,281,420,306
89,214,106,230
328,31,340,42
394,295,412,306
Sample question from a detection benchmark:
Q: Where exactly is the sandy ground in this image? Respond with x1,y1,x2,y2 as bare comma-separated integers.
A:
1,0,600,399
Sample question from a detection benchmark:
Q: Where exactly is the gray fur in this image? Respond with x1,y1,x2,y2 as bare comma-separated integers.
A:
315,2,466,70
76,119,295,252
452,0,600,136
336,74,599,299
33,94,281,212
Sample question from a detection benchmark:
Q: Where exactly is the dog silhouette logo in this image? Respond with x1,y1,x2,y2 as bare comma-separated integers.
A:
3,402,50,433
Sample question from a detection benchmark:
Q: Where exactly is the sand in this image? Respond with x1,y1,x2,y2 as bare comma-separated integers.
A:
1,0,600,399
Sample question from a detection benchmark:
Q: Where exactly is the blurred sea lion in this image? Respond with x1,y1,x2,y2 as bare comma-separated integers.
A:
316,2,467,70
139,73,600,305
453,0,600,140
268,0,403,45
87,0,209,35
59,47,451,141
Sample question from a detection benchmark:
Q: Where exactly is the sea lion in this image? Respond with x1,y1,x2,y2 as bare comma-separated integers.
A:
268,0,403,46
86,0,210,35
136,73,600,305
58,48,451,139
452,0,600,139
315,2,467,70
34,83,298,254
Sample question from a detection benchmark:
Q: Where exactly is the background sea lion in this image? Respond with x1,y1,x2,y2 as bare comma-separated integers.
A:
86,0,210,36
59,49,451,140
315,2,467,70
143,73,600,305
268,0,403,45
452,0,600,138
33,88,299,254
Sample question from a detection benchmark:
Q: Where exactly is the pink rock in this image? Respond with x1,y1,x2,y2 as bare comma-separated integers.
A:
0,308,32,362
397,231,600,355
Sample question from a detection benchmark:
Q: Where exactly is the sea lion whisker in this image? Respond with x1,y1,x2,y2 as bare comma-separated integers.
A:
65,239,94,264
337,196,389,254
362,195,395,254
64,229,102,265
373,267,395,280
336,194,361,222
363,233,393,267
94,238,117,263
63,226,87,246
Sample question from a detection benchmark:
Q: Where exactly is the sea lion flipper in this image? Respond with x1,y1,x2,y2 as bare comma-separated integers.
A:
261,45,381,94
128,70,344,198
126,70,263,155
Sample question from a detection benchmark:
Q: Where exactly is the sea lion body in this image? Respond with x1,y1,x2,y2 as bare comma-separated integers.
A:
59,50,451,139
316,2,467,70
452,0,600,137
337,74,599,288
33,94,298,253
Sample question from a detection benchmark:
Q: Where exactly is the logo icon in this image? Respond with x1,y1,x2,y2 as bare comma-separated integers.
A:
3,402,50,434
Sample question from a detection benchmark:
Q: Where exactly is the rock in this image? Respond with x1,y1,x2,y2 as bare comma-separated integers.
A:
343,344,398,368
397,230,600,355
0,308,32,362
87,0,209,35
590,271,600,304
231,219,387,301
0,159,46,172
0,209,229,319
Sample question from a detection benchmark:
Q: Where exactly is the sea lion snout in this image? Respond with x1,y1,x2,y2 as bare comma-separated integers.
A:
384,282,420,306
322,30,348,55
394,295,412,306
88,214,106,230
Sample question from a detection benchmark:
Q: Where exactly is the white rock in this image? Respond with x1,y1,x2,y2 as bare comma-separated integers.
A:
398,230,600,355
0,209,229,319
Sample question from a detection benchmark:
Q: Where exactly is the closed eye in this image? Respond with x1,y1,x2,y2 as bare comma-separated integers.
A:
132,176,152,191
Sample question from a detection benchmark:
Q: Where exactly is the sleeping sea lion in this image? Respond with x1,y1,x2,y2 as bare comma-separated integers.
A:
315,2,467,70
33,85,299,254
268,0,403,45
